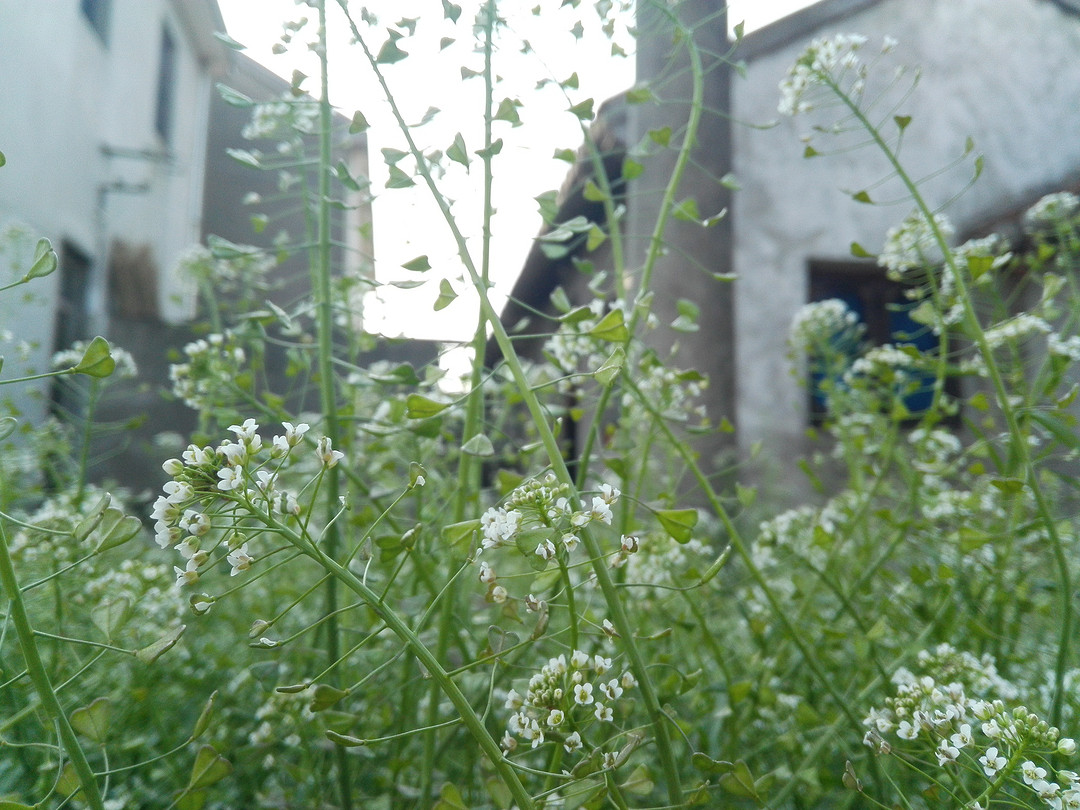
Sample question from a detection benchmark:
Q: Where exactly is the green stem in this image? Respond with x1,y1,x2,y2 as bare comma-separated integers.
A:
312,4,350,809
0,519,105,810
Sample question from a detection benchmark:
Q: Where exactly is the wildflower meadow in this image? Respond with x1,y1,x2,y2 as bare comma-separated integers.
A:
1,3,1078,808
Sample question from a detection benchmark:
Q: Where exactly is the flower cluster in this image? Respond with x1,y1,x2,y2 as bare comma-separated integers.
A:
475,474,623,602
879,209,955,279
152,419,342,591
789,298,863,356
1024,192,1080,233
169,331,248,411
778,33,872,116
501,649,637,763
863,644,1076,808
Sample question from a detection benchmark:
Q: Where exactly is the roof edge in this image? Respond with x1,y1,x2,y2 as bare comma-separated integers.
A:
736,0,886,61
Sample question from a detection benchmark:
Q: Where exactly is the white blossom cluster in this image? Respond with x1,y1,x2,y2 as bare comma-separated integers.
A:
152,418,344,591
778,33,872,116
1024,192,1080,233
500,649,637,762
475,473,624,603
169,332,247,411
983,314,1052,351
879,210,955,279
243,98,319,143
789,298,863,355
864,644,1077,809
545,299,622,393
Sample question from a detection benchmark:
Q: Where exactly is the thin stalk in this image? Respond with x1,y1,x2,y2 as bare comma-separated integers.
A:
0,519,105,810
312,4,350,809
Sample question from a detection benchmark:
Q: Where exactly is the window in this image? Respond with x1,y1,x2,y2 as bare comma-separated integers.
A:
50,242,93,420
155,26,176,143
80,0,112,44
806,260,945,421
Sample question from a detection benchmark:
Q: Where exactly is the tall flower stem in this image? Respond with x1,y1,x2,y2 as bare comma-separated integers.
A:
0,519,106,810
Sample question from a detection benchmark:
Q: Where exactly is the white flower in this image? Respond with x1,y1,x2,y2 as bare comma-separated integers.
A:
162,458,183,476
980,747,1006,776
282,421,309,446
178,509,210,537
1022,761,1048,786
316,436,344,467
227,545,254,576
478,561,497,585
174,559,200,587
620,671,637,690
936,739,960,766
229,418,259,442
593,655,612,675
504,689,523,710
1059,738,1077,756
163,480,194,504
950,723,973,749
602,751,618,770
563,731,582,753
546,709,564,727
594,703,613,722
600,679,623,701
573,682,594,705
570,649,591,669
535,540,556,561
490,585,508,603
217,466,244,492
562,532,580,552
598,483,620,504
588,497,613,525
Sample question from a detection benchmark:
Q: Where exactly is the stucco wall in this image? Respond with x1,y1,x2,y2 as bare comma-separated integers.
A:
731,0,1080,462
0,0,218,423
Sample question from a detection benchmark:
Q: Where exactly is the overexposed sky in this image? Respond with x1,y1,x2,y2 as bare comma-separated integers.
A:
215,1,816,340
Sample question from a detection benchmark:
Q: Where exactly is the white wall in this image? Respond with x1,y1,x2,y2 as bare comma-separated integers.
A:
731,0,1080,457
0,0,219,423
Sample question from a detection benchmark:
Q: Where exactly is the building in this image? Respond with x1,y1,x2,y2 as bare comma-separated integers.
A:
0,0,228,428
492,0,1080,489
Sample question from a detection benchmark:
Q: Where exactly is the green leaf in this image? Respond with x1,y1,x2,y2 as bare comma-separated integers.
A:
583,178,607,202
192,691,218,739
442,0,462,21
349,110,369,134
73,493,111,542
553,147,577,163
586,224,607,252
0,801,36,809
447,132,469,167
442,519,479,547
326,729,366,747
720,172,741,190
216,83,253,108
370,363,420,385
672,197,700,222
648,126,671,146
309,684,348,712
850,241,873,258
550,286,572,313
736,483,756,508
136,624,185,664
70,697,110,742
25,238,57,280
692,753,735,774
406,394,449,419
225,148,260,169
475,138,504,159
434,782,469,810
657,508,698,543
402,255,431,272
803,144,820,158
487,625,519,655
187,745,232,790
376,32,409,64
386,165,416,189
719,760,761,802
622,156,644,180
967,253,994,281
0,416,17,441
990,477,1025,494
461,433,495,457
493,97,522,126
0,150,6,168
568,98,595,121
94,508,142,552
627,85,655,104
434,279,457,311
561,71,580,90
588,308,629,342
852,190,873,204
894,114,911,131
594,347,625,386
71,336,116,378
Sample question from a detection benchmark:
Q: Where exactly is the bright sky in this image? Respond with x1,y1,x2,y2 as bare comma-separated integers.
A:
215,1,815,340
